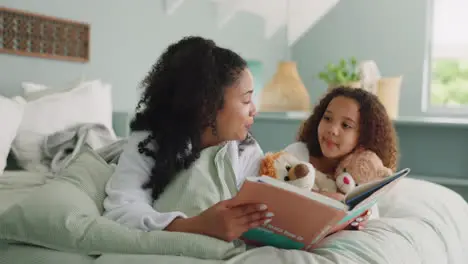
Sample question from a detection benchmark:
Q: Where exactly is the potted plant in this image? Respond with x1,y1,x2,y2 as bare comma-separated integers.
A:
318,57,361,91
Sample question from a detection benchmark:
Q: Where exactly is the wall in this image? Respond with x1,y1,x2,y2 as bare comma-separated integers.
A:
292,0,429,117
0,0,287,112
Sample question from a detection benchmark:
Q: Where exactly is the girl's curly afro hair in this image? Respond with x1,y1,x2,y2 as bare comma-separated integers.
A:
297,87,399,172
130,36,253,200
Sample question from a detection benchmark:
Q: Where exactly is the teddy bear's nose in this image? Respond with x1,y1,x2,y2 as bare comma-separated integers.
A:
293,164,309,178
343,177,350,185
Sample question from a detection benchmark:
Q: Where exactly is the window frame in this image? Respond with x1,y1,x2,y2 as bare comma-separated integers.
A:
423,0,468,116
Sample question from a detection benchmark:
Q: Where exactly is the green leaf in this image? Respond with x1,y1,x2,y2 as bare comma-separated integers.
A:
319,57,361,84
318,72,329,80
339,59,347,69
350,72,358,81
337,71,346,83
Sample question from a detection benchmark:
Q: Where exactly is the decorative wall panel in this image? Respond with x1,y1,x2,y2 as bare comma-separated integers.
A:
0,7,90,62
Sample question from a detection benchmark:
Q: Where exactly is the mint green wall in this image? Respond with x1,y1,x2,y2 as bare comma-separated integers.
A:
292,0,429,117
0,0,287,112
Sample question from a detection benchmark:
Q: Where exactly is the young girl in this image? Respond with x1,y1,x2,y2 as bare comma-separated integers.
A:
285,86,399,228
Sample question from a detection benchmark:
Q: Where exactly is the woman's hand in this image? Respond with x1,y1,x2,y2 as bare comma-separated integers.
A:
165,199,273,242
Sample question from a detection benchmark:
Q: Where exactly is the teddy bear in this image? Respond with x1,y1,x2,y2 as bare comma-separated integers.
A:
312,171,339,193
258,149,390,225
258,151,345,194
333,148,393,195
259,148,392,198
259,151,316,190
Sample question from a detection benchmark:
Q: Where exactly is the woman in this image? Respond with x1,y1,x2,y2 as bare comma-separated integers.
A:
103,36,272,242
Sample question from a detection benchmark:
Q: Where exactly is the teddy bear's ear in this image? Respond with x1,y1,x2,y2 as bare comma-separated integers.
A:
334,153,354,177
260,153,279,179
378,167,393,178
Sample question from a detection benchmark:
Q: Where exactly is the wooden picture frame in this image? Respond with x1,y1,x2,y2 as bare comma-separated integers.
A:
0,7,90,62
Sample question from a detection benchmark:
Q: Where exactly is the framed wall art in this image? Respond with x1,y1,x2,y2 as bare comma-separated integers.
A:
0,7,90,62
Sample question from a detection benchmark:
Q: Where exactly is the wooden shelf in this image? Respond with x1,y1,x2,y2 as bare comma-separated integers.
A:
255,112,468,128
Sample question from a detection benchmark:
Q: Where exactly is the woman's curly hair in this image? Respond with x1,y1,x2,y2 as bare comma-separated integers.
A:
297,87,399,172
130,36,252,200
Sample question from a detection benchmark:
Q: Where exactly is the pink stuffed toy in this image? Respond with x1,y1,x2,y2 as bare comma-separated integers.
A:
334,148,393,195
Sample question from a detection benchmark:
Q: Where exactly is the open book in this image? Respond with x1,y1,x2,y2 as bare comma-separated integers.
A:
231,168,411,252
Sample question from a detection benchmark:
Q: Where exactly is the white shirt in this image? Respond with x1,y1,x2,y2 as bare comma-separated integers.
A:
102,131,264,231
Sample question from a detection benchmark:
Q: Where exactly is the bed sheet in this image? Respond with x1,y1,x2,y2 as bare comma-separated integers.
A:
0,170,50,214
96,178,468,264
1,170,467,264
0,241,95,264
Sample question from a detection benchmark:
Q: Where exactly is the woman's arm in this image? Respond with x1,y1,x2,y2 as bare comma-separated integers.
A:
103,131,187,232
104,134,273,240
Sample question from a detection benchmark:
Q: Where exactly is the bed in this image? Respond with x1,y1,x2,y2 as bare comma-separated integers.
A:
1,80,468,264
1,167,468,264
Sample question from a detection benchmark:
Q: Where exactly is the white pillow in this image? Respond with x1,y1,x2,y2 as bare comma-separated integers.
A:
11,80,115,172
0,96,26,175
22,78,83,101
22,82,49,94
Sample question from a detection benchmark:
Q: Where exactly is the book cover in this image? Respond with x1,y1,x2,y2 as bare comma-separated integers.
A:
232,168,411,251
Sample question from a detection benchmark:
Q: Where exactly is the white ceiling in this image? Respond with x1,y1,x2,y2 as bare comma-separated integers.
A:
163,0,340,46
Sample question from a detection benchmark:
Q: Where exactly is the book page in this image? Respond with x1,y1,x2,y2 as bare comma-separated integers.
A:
252,176,346,210
344,168,410,209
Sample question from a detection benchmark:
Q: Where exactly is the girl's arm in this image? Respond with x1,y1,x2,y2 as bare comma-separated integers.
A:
103,131,187,232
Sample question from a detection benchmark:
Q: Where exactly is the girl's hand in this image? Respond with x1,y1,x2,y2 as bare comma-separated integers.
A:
347,210,372,230
316,191,371,230
166,199,273,242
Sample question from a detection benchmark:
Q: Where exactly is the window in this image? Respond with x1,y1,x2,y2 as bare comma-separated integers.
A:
429,0,468,108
